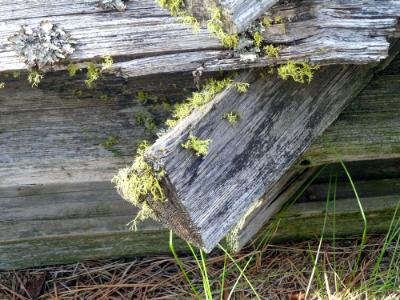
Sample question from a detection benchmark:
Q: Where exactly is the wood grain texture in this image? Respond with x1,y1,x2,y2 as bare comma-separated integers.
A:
141,61,381,252
229,45,400,250
1,0,399,76
1,63,400,267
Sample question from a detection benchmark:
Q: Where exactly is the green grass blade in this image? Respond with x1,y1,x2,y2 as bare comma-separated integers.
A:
305,174,332,299
169,231,200,298
218,244,261,300
220,253,228,300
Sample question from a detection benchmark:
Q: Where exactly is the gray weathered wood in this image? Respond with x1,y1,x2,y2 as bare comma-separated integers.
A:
184,0,278,33
228,43,400,250
1,62,400,268
133,61,382,252
1,0,399,77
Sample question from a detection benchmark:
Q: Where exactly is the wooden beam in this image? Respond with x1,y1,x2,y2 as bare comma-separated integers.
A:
1,60,400,268
228,42,400,250
1,1,399,76
184,0,279,33
123,61,385,252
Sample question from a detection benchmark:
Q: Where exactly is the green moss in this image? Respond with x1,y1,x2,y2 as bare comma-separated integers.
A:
223,111,240,125
0,82,5,89
67,63,79,77
134,111,157,132
263,44,280,58
85,62,101,88
207,9,238,49
112,141,166,230
181,133,211,157
27,70,44,87
253,31,263,49
278,61,320,84
12,71,20,79
156,0,200,32
136,90,149,103
166,77,233,128
234,82,250,93
101,55,113,70
101,135,119,150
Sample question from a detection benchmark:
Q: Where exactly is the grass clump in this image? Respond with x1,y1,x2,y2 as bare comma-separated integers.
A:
223,111,240,125
112,141,166,230
278,61,320,84
207,9,238,49
181,134,211,157
166,77,233,128
27,70,44,87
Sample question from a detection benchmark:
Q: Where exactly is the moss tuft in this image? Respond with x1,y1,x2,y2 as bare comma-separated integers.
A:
181,134,211,157
27,70,44,87
101,135,119,150
166,77,233,128
0,82,5,89
101,55,114,70
112,141,166,230
67,63,79,77
223,111,240,125
278,61,320,84
253,32,263,49
263,44,280,58
207,9,238,49
234,82,250,93
156,0,200,32
85,62,101,88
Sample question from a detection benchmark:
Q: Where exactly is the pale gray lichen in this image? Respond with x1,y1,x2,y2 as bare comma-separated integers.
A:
99,0,127,11
8,21,75,69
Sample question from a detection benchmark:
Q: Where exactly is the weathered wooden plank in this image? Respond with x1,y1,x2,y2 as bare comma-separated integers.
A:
1,0,399,77
184,0,278,33
228,45,400,250
0,0,222,73
128,61,383,252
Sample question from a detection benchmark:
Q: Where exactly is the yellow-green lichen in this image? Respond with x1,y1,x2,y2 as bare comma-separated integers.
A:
278,61,320,84
156,0,200,32
85,62,101,88
181,134,211,157
207,9,238,49
67,63,79,77
27,70,44,87
101,135,119,150
234,82,250,93
0,82,5,89
263,44,280,58
166,77,233,128
112,141,166,230
223,111,240,125
253,31,263,49
101,55,113,70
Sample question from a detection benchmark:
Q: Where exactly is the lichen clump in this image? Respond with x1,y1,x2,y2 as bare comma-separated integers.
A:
166,77,233,127
278,61,320,84
156,0,200,32
234,82,250,93
223,112,240,125
9,21,75,69
27,70,44,87
99,0,127,11
112,141,166,230
207,9,238,49
181,134,211,157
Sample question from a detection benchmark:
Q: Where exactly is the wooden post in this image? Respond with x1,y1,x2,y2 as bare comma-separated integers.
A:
131,62,385,252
